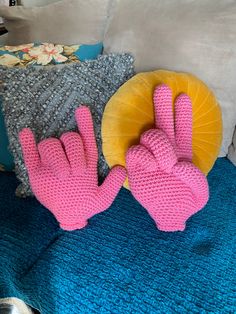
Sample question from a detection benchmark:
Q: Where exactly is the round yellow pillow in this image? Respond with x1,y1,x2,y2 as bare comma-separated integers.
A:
102,70,222,189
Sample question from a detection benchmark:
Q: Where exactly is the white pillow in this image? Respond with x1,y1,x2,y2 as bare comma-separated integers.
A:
0,0,110,45
104,0,236,157
21,0,59,6
0,1,60,46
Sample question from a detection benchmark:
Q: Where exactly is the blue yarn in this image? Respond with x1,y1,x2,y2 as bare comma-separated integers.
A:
0,158,235,313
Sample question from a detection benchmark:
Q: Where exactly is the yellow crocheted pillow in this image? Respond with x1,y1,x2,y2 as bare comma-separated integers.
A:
102,70,222,189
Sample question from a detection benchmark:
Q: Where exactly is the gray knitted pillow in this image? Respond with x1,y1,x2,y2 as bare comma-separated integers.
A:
0,54,134,197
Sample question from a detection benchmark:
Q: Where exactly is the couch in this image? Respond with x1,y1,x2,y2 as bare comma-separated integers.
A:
0,1,235,313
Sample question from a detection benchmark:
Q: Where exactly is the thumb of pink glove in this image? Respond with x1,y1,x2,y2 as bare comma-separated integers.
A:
19,106,126,231
126,84,209,232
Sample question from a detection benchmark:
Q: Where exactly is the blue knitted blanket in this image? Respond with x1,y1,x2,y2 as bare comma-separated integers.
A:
0,158,235,313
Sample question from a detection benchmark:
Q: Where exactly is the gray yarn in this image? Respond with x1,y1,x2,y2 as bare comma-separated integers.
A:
0,54,134,197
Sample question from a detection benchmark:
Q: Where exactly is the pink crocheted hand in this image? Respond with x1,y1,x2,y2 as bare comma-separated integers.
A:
19,106,126,231
126,84,209,232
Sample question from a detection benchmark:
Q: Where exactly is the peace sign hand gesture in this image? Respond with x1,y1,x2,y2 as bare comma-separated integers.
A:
126,84,209,232
19,106,126,231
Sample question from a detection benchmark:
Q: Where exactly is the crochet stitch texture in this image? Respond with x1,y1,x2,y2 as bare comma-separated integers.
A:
126,84,209,231
0,158,235,313
19,106,126,230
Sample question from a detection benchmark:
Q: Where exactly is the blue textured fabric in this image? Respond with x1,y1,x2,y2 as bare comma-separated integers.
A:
0,158,235,313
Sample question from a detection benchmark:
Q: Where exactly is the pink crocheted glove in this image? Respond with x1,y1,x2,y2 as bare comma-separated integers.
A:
19,106,126,231
126,84,209,232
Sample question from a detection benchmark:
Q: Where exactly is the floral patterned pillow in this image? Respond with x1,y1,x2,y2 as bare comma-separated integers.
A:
0,42,103,67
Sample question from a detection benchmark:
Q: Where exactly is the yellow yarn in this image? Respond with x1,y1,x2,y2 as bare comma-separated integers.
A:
102,70,222,189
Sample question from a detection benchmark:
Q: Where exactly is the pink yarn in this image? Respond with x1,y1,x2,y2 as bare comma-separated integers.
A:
19,106,126,231
126,84,209,232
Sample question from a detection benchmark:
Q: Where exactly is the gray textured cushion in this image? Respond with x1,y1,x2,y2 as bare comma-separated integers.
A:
0,0,110,45
104,0,236,157
0,53,134,196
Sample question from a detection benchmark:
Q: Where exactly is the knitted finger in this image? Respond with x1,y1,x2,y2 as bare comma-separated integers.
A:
38,138,70,179
153,84,175,147
96,166,127,213
126,144,157,172
60,132,86,174
75,106,98,167
174,94,193,161
172,161,209,209
140,129,177,173
19,128,41,173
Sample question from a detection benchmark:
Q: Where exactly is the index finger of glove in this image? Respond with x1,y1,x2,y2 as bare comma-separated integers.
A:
153,84,175,146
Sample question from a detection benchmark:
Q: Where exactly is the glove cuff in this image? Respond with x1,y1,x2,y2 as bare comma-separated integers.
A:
156,222,186,232
60,220,88,231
